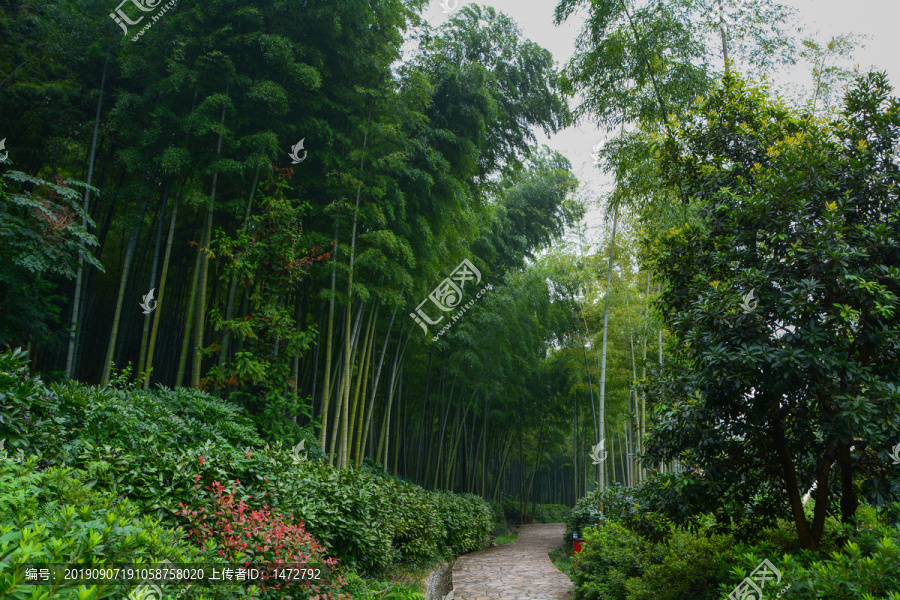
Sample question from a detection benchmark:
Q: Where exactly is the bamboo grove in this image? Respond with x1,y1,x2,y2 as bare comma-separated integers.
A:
3,0,891,520
1,0,627,507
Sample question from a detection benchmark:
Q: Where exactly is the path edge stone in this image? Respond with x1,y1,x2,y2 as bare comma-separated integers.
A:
425,557,455,600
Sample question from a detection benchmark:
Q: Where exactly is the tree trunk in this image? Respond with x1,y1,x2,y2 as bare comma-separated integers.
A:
319,223,340,448
392,367,405,477
337,109,372,469
597,203,619,490
772,417,817,549
192,85,229,389
142,190,181,389
716,0,730,68
379,332,409,471
176,220,204,388
351,304,378,465
138,186,169,376
66,46,110,380
331,300,365,464
573,389,578,502
838,441,859,523
361,305,398,457
100,189,151,385
218,164,261,368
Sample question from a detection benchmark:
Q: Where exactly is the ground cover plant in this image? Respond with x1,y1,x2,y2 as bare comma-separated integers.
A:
2,0,899,596
0,348,493,598
568,487,900,600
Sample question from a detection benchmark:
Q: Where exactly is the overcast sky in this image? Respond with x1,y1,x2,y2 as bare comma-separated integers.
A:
418,0,900,244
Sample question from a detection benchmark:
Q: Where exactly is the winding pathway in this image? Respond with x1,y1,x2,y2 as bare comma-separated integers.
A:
452,523,574,600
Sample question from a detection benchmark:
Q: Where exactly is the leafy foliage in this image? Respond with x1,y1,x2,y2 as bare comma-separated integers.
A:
178,479,345,599
0,458,256,600
0,173,103,349
0,349,494,578
646,71,900,549
769,516,900,600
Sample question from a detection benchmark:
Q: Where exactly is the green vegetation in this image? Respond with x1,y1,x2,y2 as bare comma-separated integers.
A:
0,349,491,597
549,547,574,578
495,534,518,546
2,0,899,596
495,500,572,526
567,501,900,600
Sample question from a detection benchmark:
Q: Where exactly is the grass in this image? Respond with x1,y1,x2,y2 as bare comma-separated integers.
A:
495,533,518,545
346,559,445,599
548,546,574,580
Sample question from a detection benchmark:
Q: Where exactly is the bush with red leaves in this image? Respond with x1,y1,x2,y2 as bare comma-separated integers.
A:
178,480,346,600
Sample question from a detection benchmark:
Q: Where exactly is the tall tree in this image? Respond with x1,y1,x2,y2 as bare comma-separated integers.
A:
646,72,900,550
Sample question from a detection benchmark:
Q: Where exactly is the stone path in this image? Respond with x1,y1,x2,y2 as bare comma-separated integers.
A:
452,523,574,600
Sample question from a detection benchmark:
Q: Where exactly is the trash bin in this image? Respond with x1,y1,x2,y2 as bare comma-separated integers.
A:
573,530,585,553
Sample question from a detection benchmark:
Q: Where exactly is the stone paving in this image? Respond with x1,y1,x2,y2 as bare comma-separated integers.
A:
452,522,574,600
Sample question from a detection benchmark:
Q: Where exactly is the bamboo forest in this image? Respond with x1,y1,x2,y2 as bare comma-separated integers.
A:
1,0,899,598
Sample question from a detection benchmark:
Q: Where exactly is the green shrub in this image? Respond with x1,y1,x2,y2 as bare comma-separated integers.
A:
624,528,733,600
434,491,492,554
0,348,68,456
0,349,495,578
571,522,657,600
568,483,672,545
0,458,254,600
492,498,570,525
533,503,571,524
488,501,507,535
744,520,900,600
378,479,446,565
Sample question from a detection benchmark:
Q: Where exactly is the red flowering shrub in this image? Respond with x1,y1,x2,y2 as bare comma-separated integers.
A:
178,480,346,599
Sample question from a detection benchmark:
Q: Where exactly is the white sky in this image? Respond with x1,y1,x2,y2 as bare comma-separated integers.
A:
419,0,900,245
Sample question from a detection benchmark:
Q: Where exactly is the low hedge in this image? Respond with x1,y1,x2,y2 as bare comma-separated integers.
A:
0,349,493,577
570,508,900,600
494,499,572,526
0,458,257,600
